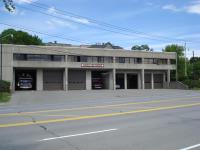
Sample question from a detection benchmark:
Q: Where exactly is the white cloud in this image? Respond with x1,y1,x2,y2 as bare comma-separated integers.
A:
46,18,77,30
162,4,181,12
70,17,90,24
47,6,90,25
13,0,36,4
162,1,200,15
185,0,200,14
47,6,56,15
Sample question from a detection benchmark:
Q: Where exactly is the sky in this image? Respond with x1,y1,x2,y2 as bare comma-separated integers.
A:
1,0,200,57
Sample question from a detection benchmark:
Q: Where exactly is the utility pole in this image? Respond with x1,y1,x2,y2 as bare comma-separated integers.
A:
176,52,178,81
184,42,187,77
0,36,2,81
192,50,194,79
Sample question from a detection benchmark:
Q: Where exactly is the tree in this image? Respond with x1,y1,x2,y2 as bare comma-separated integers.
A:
163,44,185,80
0,28,43,45
188,57,200,80
2,0,15,12
89,42,123,49
131,44,153,51
163,44,184,57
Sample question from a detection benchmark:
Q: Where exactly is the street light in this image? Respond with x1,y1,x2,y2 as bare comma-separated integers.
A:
0,33,13,80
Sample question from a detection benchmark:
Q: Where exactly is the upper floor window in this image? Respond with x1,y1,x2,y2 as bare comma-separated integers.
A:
104,57,113,63
80,56,87,62
154,58,168,65
97,57,104,63
13,54,65,62
170,59,176,64
135,58,142,64
68,55,113,63
13,54,26,61
116,57,125,63
68,56,87,62
144,58,154,64
115,57,142,64
143,58,167,65
158,59,168,64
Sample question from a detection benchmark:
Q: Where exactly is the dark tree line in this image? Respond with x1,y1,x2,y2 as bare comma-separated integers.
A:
1,29,43,45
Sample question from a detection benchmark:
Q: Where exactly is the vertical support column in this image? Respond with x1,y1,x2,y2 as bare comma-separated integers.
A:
113,56,116,90
64,67,68,91
163,71,166,88
151,72,154,89
167,69,170,88
109,70,113,90
138,73,141,89
64,55,68,91
167,59,170,65
37,69,43,91
12,68,15,92
163,72,166,83
124,73,127,89
141,69,145,89
113,68,116,90
86,70,91,90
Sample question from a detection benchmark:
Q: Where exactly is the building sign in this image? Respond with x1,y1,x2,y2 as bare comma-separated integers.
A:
81,64,104,68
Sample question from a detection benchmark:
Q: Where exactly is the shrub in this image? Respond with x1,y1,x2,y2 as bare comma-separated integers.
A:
0,92,11,103
183,79,200,89
0,80,10,92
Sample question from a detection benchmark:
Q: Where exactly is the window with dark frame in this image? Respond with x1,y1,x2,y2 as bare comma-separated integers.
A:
13,54,65,62
97,57,104,63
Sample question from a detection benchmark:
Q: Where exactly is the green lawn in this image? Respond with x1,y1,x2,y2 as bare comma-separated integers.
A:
0,92,11,103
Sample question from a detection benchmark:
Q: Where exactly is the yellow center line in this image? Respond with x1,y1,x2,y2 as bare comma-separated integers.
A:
0,102,200,128
19,114,79,117
0,96,199,117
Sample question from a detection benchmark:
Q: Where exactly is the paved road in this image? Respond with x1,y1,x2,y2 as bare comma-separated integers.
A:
0,90,200,150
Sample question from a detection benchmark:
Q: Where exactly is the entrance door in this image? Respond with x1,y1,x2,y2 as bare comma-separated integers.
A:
116,73,124,89
127,74,138,89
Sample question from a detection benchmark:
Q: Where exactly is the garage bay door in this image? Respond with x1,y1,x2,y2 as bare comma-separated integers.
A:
43,70,63,90
15,69,36,91
154,74,163,89
68,70,86,90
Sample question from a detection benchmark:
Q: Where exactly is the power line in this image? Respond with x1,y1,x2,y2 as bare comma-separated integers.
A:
0,22,128,56
21,0,188,43
11,1,173,43
3,2,200,48
17,4,174,43
17,5,143,40
0,22,92,45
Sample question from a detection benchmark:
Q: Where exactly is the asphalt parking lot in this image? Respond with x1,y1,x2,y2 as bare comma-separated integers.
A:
0,89,200,150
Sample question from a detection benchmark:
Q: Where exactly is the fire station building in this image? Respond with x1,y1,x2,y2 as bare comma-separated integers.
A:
1,44,177,91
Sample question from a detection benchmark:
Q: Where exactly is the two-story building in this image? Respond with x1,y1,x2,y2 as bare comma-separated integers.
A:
1,44,177,91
